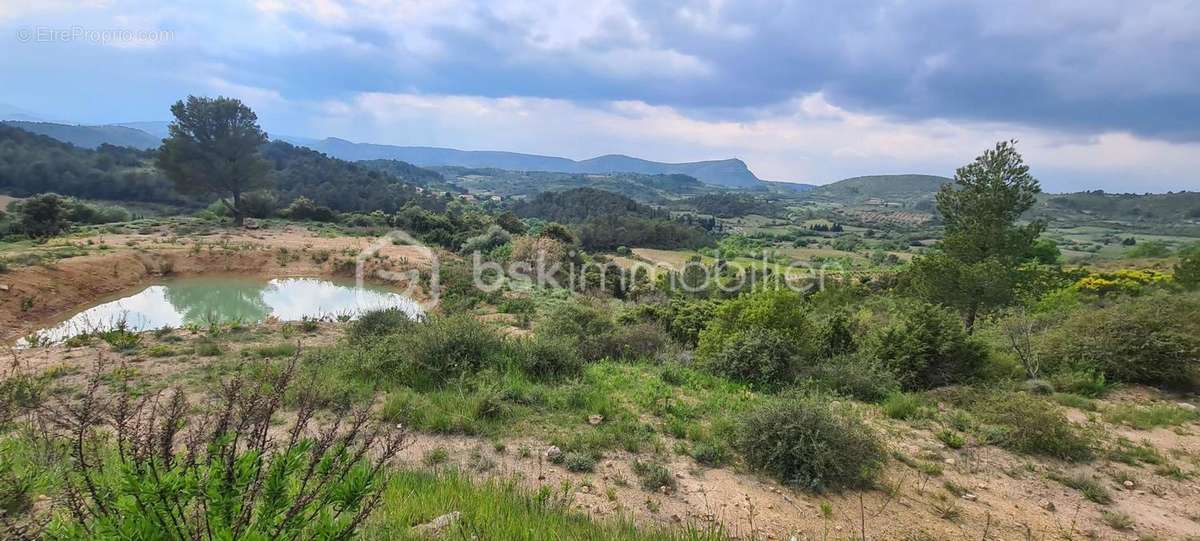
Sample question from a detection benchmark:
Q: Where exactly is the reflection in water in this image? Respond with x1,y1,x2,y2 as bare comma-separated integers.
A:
30,277,423,343
163,277,272,324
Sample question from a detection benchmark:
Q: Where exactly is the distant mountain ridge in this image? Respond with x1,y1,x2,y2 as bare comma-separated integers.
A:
1,121,162,150
296,137,764,188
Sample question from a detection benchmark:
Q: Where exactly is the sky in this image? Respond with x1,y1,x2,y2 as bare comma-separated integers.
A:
1,0,1198,192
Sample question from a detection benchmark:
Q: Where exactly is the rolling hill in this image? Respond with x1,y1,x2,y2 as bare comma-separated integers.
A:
299,137,764,188
807,174,951,203
2,121,161,150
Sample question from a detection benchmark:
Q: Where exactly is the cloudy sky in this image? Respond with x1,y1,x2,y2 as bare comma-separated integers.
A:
2,0,1198,192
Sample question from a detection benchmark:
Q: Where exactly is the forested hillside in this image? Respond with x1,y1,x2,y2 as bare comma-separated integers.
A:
1037,191,1200,222
426,167,709,202
0,125,443,213
0,124,185,203
514,187,713,250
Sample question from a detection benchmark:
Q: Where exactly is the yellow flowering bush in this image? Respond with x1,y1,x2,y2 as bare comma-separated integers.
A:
1072,269,1171,296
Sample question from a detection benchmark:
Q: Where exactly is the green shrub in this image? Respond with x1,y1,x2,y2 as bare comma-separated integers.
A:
537,298,617,361
99,327,141,352
804,352,899,402
881,392,934,421
731,394,886,491
422,447,450,466
193,339,222,356
937,430,966,449
699,328,800,389
1048,369,1110,397
1036,293,1200,387
689,442,730,467
866,301,987,390
624,298,721,346
1021,379,1054,395
605,323,669,360
1,373,44,425
348,308,413,340
696,289,816,362
514,335,583,381
389,314,507,388
562,452,597,473
631,460,676,492
144,344,174,358
972,392,1094,461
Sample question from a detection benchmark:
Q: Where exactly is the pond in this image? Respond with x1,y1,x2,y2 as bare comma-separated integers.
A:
28,276,423,343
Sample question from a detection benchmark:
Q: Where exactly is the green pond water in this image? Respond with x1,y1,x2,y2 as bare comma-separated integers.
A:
32,276,423,343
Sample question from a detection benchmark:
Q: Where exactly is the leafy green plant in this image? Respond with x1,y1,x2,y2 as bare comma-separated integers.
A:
632,460,676,492
1036,293,1200,387
347,308,413,341
699,328,800,389
866,300,987,390
514,335,583,381
98,324,141,352
731,394,885,492
973,392,1095,461
27,359,406,540
937,430,966,449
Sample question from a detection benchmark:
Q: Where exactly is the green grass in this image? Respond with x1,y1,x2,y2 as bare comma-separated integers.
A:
379,362,758,460
1103,403,1200,430
881,392,934,421
1106,437,1167,466
1047,472,1112,504
361,470,727,540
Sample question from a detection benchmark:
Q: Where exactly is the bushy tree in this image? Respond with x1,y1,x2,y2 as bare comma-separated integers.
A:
696,289,816,362
907,141,1043,330
866,300,987,390
700,328,800,388
461,224,511,254
1175,245,1200,290
1035,293,1200,386
158,96,271,226
12,193,71,238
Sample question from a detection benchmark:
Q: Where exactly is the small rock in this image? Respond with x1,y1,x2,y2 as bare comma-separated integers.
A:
671,514,682,523
962,493,978,502
411,511,461,535
1123,480,1135,489
0,284,9,292
545,446,562,461
659,485,670,494
1177,402,1198,412
588,414,604,425
1039,500,1056,511
944,458,956,465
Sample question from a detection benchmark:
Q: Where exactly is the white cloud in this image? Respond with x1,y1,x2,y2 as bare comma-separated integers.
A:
296,89,1200,191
